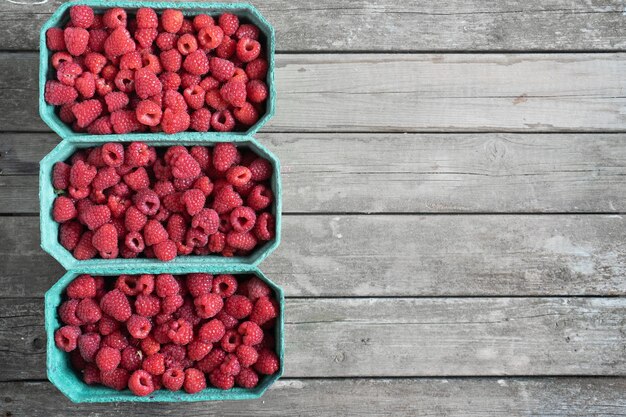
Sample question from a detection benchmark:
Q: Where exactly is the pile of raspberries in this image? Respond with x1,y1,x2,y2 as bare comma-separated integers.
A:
54,273,280,395
51,142,275,261
44,5,269,133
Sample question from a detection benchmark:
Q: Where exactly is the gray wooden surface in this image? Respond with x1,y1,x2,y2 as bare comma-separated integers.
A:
0,1,625,416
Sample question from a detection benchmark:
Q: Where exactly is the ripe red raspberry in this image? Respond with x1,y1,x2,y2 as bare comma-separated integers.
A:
140,335,160,356
220,80,246,107
250,296,278,326
134,68,162,99
246,79,268,104
193,14,214,30
162,192,185,213
115,274,140,296
179,72,200,90
236,38,261,63
209,57,235,82
181,85,204,110
247,158,272,182
45,81,78,105
120,346,143,372
83,52,106,75
156,48,181,73
93,167,121,191
197,25,224,50
75,72,95,98
46,27,66,51
229,206,256,233
162,367,185,391
122,167,150,191
135,99,162,126
60,221,83,251
185,340,211,361
103,330,129,350
127,314,152,339
225,295,253,320
132,294,160,317
143,220,168,246
71,99,102,128
207,232,225,253
179,189,204,216
98,315,120,336
209,369,234,390
69,5,94,28
210,275,236,298
194,293,223,319
161,9,183,33
103,7,127,29
135,28,158,48
122,206,146,233
53,161,71,190
87,29,108,53
199,76,220,92
64,27,89,56
235,24,260,40
177,33,198,55
254,349,279,375
119,142,147,167
225,165,251,187
246,277,271,303
77,332,101,362
188,108,211,132
73,231,98,260
184,273,212,297
182,50,210,75
233,102,259,126
236,367,259,388
238,320,264,346
219,353,241,376
103,91,129,113
95,346,121,372
81,204,111,231
204,89,229,112
164,319,192,346
99,288,132,322
218,13,239,36
128,369,155,396
197,318,225,344
111,109,141,134
236,345,259,368
101,368,130,391
119,51,142,70
52,196,77,223
161,108,191,134
54,325,81,352
142,352,166,375
184,368,206,393
245,58,268,80
133,188,160,215
98,143,124,168
136,7,158,28
184,227,207,248
56,61,82,86
153,274,179,298
211,109,235,132
216,36,236,59
247,184,273,211
82,363,101,385
226,231,257,251
75,298,102,324
92,223,118,256
104,27,135,59
113,69,135,93
86,116,113,135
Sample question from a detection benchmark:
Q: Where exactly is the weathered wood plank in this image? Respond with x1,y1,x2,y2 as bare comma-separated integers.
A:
4,53,626,132
2,0,626,52
1,215,625,298
3,133,626,213
1,297,624,380
1,378,626,416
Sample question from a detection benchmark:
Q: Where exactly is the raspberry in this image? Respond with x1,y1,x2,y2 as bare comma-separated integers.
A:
122,206,146,233
134,68,162,99
208,232,226,253
225,166,252,187
233,102,259,126
103,91,128,113
154,274,178,297
103,330,129,350
133,188,160,215
179,189,204,216
119,51,142,70
81,204,111,231
135,28,158,48
120,346,143,372
104,27,135,59
68,185,90,200
103,8,127,29
247,184,273,211
236,38,261,63
60,221,83,251
216,36,236,59
161,344,186,368
64,27,89,56
70,161,98,188
133,294,160,317
96,143,123,169
246,79,268,104
71,99,102,128
52,162,71,190
73,231,98,260
92,223,118,256
125,314,151,340
135,99,162,126
75,298,102,324
254,349,279,375
82,363,101,385
235,23,260,40
99,288,132,322
246,276,271,301
220,80,246,107
98,315,119,336
212,274,238,298
140,335,161,356
209,369,234,390
101,368,130,391
184,368,206,393
75,72,96,99
161,108,191,134
160,367,184,391
219,353,241,376
211,109,236,132
87,116,113,135
236,345,259,368
229,206,256,233
177,33,198,55
69,5,94,28
167,318,193,345
209,57,235,82
144,219,169,246
135,7,158,28
52,53,73,72
57,61,82,86
227,231,257,251
182,340,210,362
54,325,81,352
184,227,208,248
186,273,213,297
238,321,264,346
161,9,183,33
45,81,78,105
224,295,253,319
77,332,101,362
204,88,229,111
189,108,211,132
88,29,108,53
183,50,210,75
52,196,77,223
115,274,141,296
114,69,135,93
142,352,165,375
128,369,155,396
122,167,150,192
199,76,220,91
250,296,278,326
197,25,224,50
193,176,214,197
46,27,66,51
235,367,259,388
194,293,223,319
95,346,121,372
182,85,205,110
187,208,218,236
193,14,214,30
218,13,239,36
245,58,268,80
156,48,181,73
111,109,141,133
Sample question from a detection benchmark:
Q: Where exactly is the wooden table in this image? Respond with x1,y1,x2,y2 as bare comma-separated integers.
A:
1,1,625,415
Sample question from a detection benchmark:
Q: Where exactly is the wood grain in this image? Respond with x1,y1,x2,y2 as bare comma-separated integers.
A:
2,215,625,297
4,53,626,132
2,0,626,52
1,378,625,416
3,132,626,213
1,297,624,381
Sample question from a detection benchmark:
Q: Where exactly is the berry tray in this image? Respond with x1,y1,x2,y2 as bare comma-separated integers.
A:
39,135,282,270
39,0,276,138
45,266,284,402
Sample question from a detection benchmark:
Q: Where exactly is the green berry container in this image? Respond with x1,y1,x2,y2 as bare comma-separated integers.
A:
45,266,284,402
39,135,282,271
39,0,276,138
